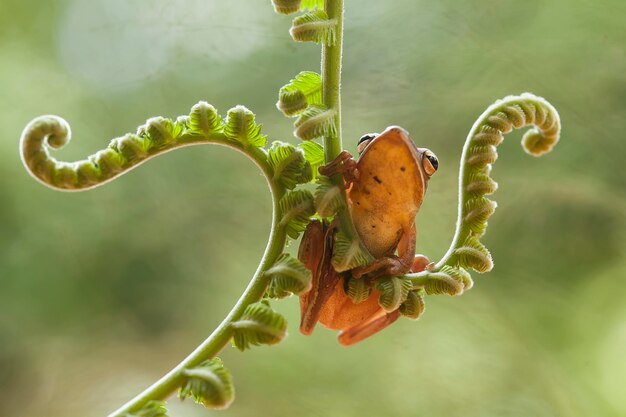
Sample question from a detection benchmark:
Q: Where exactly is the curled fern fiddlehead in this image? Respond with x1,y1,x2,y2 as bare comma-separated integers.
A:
179,358,234,410
20,103,270,191
231,301,288,351
407,93,561,289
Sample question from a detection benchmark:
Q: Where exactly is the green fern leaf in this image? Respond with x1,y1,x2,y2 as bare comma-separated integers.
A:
294,105,337,141
299,140,324,181
110,134,150,164
345,276,372,304
266,254,312,298
399,290,426,320
145,117,182,149
278,190,316,239
522,127,559,157
465,172,498,197
224,106,267,148
454,235,493,273
331,230,374,272
375,276,413,312
419,272,465,296
179,358,234,410
314,176,344,217
268,141,311,189
188,101,222,136
232,302,288,351
463,197,497,236
277,71,323,117
440,265,474,291
290,10,337,45
271,0,301,14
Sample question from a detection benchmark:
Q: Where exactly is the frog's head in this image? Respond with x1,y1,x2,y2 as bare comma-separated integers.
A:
357,127,439,186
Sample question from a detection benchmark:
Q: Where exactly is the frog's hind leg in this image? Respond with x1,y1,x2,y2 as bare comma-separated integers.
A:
337,310,401,346
299,220,341,335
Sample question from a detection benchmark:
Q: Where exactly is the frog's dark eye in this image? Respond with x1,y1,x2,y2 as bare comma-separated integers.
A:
422,150,439,176
357,133,377,153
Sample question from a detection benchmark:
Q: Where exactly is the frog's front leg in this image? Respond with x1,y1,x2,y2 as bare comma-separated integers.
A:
351,223,418,279
319,150,360,185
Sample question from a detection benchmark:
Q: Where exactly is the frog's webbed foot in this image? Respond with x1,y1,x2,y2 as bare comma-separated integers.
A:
350,255,412,279
411,254,433,273
319,150,360,185
337,310,401,346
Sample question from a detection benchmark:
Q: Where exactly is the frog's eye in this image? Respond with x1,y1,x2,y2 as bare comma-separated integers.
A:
357,133,377,153
422,150,439,176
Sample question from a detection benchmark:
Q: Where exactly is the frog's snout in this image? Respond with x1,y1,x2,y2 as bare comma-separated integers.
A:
383,125,410,138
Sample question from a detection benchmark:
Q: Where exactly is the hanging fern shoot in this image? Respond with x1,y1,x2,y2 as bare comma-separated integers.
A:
18,0,561,415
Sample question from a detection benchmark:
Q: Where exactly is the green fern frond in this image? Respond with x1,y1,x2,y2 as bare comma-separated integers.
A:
331,230,375,272
471,125,504,146
294,105,337,141
278,190,316,239
277,71,323,117
435,94,561,278
399,290,426,320
298,140,324,181
188,101,223,136
266,254,312,298
224,105,267,149
109,134,150,164
465,172,498,197
179,358,234,410
454,235,493,273
467,145,498,167
290,10,337,45
375,276,413,312
345,277,372,304
440,265,474,291
463,197,497,235
20,101,255,192
418,272,465,296
268,141,311,189
144,117,184,149
271,0,302,14
314,176,344,217
521,128,559,157
231,302,288,351
123,401,168,417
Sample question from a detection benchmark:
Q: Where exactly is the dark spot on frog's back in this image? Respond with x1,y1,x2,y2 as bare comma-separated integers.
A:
373,175,382,184
400,166,406,172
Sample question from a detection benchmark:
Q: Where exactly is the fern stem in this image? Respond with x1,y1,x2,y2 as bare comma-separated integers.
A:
320,0,364,248
321,0,343,161
109,172,286,416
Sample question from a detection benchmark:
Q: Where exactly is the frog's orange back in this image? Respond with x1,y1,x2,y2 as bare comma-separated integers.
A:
348,127,426,258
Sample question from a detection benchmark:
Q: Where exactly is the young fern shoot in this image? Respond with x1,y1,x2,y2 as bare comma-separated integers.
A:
18,0,561,415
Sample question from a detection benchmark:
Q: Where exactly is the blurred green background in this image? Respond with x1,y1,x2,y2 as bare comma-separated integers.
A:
1,1,625,416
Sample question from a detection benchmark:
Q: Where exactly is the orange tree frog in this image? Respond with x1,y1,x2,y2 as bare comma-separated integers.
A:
298,126,439,346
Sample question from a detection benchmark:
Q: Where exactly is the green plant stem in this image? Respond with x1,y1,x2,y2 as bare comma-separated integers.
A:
322,0,343,162
108,157,286,417
321,0,361,243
